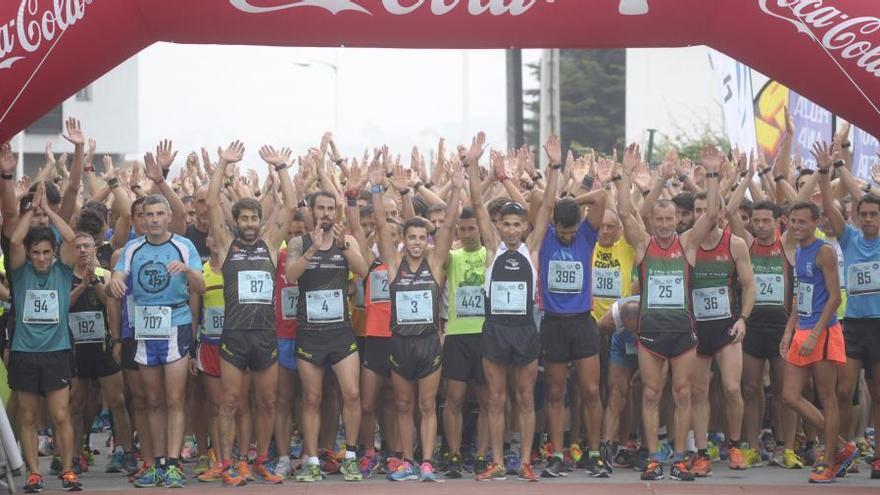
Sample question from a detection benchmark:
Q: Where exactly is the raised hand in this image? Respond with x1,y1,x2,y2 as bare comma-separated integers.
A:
543,134,562,166
622,143,641,176
62,117,85,146
320,132,332,159
390,164,412,193
219,140,245,166
155,139,177,170
700,146,723,174
101,155,116,181
873,162,880,185
490,150,508,180
346,160,368,194
201,147,215,175
0,142,16,174
259,145,293,167
143,152,164,183
810,141,834,171
44,142,56,167
466,132,487,166
368,149,385,187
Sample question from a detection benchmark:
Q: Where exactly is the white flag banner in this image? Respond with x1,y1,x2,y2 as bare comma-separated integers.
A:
708,49,757,155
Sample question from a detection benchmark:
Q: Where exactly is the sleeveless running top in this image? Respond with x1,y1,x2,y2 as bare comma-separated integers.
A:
69,268,110,346
274,248,298,339
538,222,598,314
795,238,838,328
691,228,739,323
201,260,224,344
638,236,693,334
364,258,392,338
749,235,792,328
390,258,440,337
445,247,487,335
485,243,537,327
296,234,351,332
221,239,275,331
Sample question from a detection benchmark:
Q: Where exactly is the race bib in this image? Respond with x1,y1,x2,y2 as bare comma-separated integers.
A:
126,295,134,326
797,282,813,317
455,286,484,318
646,275,684,309
548,260,583,293
624,340,637,355
754,273,785,305
490,281,528,315
23,290,59,324
692,286,732,321
838,257,846,289
846,262,880,296
203,306,224,337
592,267,622,298
395,290,434,324
69,311,106,344
305,289,344,323
237,270,273,304
353,278,365,307
134,306,172,340
369,271,390,302
281,286,299,320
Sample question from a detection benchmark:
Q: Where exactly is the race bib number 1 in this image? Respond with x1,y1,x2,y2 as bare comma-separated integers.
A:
490,281,528,315
23,290,59,324
305,289,344,323
69,311,106,344
135,306,172,340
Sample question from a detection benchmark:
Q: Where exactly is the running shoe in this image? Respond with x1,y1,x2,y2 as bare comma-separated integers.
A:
728,446,746,470
640,461,663,481
783,449,804,469
706,442,720,463
388,460,417,481
585,455,610,478
385,456,403,474
871,457,880,479
570,443,584,464
857,438,874,459
253,461,284,484
657,440,675,463
632,447,650,471
445,453,463,479
197,463,223,482
221,465,248,486
274,456,292,479
801,442,819,466
123,452,140,476
669,460,695,481
128,463,151,484
504,452,521,474
419,461,436,482
133,465,164,488
296,463,323,482
49,456,62,477
180,438,197,464
691,453,712,477
743,446,764,468
61,471,83,491
236,460,254,481
518,463,539,482
38,435,53,457
613,447,633,469
24,473,44,493
474,455,488,476
474,461,506,481
847,461,860,474
809,463,835,483
81,447,95,466
164,465,186,488
833,441,859,477
341,457,363,482
194,455,212,476
106,448,124,473
541,455,565,477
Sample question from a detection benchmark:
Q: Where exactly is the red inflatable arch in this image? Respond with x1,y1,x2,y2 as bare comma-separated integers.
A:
1,0,879,141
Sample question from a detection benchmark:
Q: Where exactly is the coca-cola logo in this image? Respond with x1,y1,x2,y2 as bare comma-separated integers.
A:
758,0,880,78
229,0,541,17
0,0,91,70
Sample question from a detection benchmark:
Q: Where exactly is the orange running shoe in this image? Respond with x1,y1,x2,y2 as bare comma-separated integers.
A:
517,463,539,482
691,453,712,477
196,463,223,482
809,463,835,483
253,462,283,484
728,446,746,470
236,460,255,481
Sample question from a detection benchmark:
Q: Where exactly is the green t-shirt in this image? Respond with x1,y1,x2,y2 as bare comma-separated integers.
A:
445,247,487,335
11,260,73,352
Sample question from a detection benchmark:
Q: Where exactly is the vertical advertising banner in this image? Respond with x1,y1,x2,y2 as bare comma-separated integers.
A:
787,91,832,169
708,49,757,155
852,127,880,181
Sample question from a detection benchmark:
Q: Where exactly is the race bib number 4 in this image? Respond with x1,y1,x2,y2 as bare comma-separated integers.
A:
490,281,528,315
305,289,344,323
395,290,434,324
203,306,224,337
592,267,621,298
23,289,59,324
847,262,880,296
135,306,172,340
281,286,299,320
548,260,583,293
238,271,273,304
455,286,484,318
754,273,785,305
646,275,684,309
69,311,106,344
692,286,732,321
797,282,814,317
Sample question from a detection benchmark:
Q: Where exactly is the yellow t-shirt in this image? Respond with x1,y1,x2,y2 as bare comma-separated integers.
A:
592,238,636,321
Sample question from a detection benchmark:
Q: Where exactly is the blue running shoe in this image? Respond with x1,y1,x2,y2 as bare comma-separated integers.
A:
388,461,417,481
164,465,185,488
504,452,521,474
419,461,436,482
134,465,165,488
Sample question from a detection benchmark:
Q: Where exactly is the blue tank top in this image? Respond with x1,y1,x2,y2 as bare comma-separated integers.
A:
795,238,838,329
539,221,598,314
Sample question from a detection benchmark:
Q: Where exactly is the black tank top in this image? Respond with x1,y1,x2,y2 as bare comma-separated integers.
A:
485,245,535,326
69,272,110,345
221,239,275,331
390,258,439,337
296,234,351,332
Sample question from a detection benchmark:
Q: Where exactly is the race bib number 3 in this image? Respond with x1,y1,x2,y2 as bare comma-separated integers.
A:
238,271,273,304
646,275,684,309
548,260,583,293
203,306,224,337
135,306,172,340
281,286,299,320
305,289,345,323
797,282,814,317
692,286,732,321
490,281,528,315
369,271,390,302
69,311,106,344
395,290,434,324
592,267,622,298
455,286,484,318
23,290,59,324
847,262,880,296
754,273,785,305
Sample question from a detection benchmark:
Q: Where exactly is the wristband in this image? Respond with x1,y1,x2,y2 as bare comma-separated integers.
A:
84,166,95,172
524,182,535,191
549,163,562,170
677,174,688,183
53,177,63,184
1,173,12,180
841,140,851,149
461,157,470,168
223,177,233,187
297,199,308,208
274,162,288,172
344,189,359,200
730,184,738,192
818,169,829,175
774,175,785,182
107,177,120,188
413,182,423,192
333,158,344,166
424,181,434,190
865,183,873,194
346,198,358,207
705,172,720,178
339,241,349,251
371,184,384,194
611,174,622,182
758,168,771,177
496,175,508,182
739,314,750,321
384,172,393,178
399,188,411,196
832,159,845,169
111,337,122,345
581,175,595,190
532,172,543,181
739,172,748,178
131,184,142,191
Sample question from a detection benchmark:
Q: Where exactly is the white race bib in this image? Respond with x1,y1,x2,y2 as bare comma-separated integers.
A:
23,289,59,324
592,267,622,298
547,260,583,293
846,262,880,296
305,289,344,323
69,311,106,344
646,275,684,309
797,282,814,317
624,340,637,355
455,286,484,318
692,286,732,321
203,306,224,337
353,278,365,307
237,270,273,304
490,281,528,315
135,306,172,340
281,286,299,320
754,273,785,305
395,290,434,324
369,271,390,302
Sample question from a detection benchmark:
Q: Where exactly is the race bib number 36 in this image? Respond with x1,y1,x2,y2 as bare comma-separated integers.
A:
692,286,732,321
238,270,273,304
847,262,880,296
646,275,684,309
23,289,59,324
395,290,434,324
69,311,105,344
135,306,172,340
305,289,344,323
490,281,528,315
548,260,583,293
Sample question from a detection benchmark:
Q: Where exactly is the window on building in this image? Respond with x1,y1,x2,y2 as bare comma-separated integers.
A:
76,85,92,102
